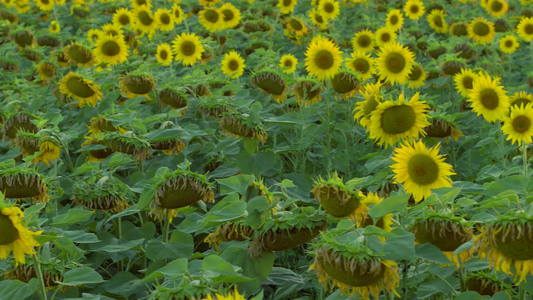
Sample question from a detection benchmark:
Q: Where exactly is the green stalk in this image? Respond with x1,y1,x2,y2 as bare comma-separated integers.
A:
519,285,526,300
33,252,48,300
163,211,171,243
523,143,529,176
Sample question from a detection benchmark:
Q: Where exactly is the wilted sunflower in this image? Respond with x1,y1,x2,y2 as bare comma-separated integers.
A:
113,8,132,27
277,0,297,14
317,0,340,21
424,118,463,142
501,103,533,146
485,0,508,18
58,72,103,107
156,43,173,66
517,17,533,42
102,132,151,161
407,63,426,89
220,112,267,144
351,30,374,53
331,69,360,99
172,32,204,66
33,137,60,166
0,167,50,203
159,87,188,112
465,272,509,296
205,220,254,250
294,77,323,106
467,17,495,43
120,73,156,99
172,4,184,25
454,68,478,97
199,7,222,32
427,9,447,33
251,71,288,103
36,61,56,83
0,205,42,265
404,0,424,20
386,9,403,31
374,27,397,47
353,81,383,130
279,54,298,74
155,8,174,31
390,140,455,203
510,91,533,109
2,113,38,141
475,214,533,283
450,22,468,36
499,35,519,54
309,8,328,30
73,180,129,213
346,52,374,81
220,3,240,29
93,34,129,65
133,5,158,34
64,42,94,67
468,75,509,123
305,38,343,80
375,42,415,85
221,50,245,79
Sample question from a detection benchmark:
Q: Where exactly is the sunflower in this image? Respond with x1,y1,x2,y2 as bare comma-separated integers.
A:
346,52,374,81
501,103,533,146
293,77,323,106
485,0,508,18
172,32,204,66
133,5,158,34
390,140,455,203
386,9,403,31
64,42,94,67
516,17,533,42
58,72,103,107
353,81,383,130
465,272,509,296
369,92,430,147
33,138,60,166
202,287,246,300
36,61,56,83
277,0,297,14
450,22,468,36
48,20,59,33
286,17,308,37
427,9,447,34
154,8,174,31
172,4,184,25
199,0,219,6
113,8,132,27
279,54,298,74
86,29,101,45
468,75,509,123
0,206,42,265
119,73,156,99
454,68,478,97
251,71,288,103
510,91,533,109
355,192,393,233
407,63,426,89
305,38,343,80
375,42,415,85
309,8,328,30
199,7,223,32
467,17,495,44
317,0,340,21
499,34,519,54
35,0,54,11
156,43,173,66
101,23,123,37
351,30,374,53
93,34,128,65
220,113,267,143
221,50,245,79
475,214,533,283
404,0,425,20
374,27,397,47
220,3,240,29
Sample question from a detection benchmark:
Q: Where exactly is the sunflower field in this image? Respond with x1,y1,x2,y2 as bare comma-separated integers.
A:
3,0,533,299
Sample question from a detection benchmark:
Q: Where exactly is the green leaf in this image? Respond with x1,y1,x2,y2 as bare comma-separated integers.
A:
52,209,94,226
415,243,451,265
145,231,193,261
202,194,247,227
106,187,155,223
454,291,485,300
61,230,100,243
216,175,255,196
383,228,415,261
142,258,188,282
279,179,296,188
201,255,252,285
102,272,144,297
0,279,39,300
90,234,144,253
492,291,511,300
368,194,408,221
244,138,258,155
60,267,105,286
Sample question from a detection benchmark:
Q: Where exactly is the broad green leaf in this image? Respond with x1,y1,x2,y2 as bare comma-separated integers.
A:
102,272,144,297
216,175,255,196
60,267,105,286
202,194,247,227
201,255,252,285
244,138,258,155
145,231,193,261
142,258,188,282
368,194,408,221
62,230,100,243
415,243,451,265
0,279,38,300
492,291,511,300
454,291,485,300
383,228,415,261
52,209,94,226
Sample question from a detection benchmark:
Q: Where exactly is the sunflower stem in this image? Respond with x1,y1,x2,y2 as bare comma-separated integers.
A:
33,251,48,300
163,211,171,243
402,261,409,299
457,266,465,292
519,285,527,300
523,143,529,176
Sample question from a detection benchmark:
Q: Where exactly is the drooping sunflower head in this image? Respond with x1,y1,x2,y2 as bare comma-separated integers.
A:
353,81,383,130
454,68,478,97
15,131,40,157
220,111,267,144
58,72,102,107
63,42,94,67
204,220,254,250
36,61,57,83
375,42,415,85
440,58,467,77
304,38,343,80
390,140,455,203
73,179,130,213
424,117,463,142
159,87,188,112
119,72,156,99
147,131,185,156
198,96,230,118
465,271,510,296
467,74,509,123
22,48,42,63
11,29,34,49
330,69,361,99
2,112,39,141
0,165,49,203
0,204,42,265
311,171,364,220
293,77,324,106
5,262,63,287
251,70,288,103
101,131,151,161
351,29,374,53
467,17,495,44
501,102,533,146
33,136,61,166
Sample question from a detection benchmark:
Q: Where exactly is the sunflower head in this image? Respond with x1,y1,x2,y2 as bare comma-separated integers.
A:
0,165,49,203
376,42,415,85
311,172,364,219
159,87,188,111
510,91,533,109
15,131,40,157
101,132,151,161
351,29,374,53
407,63,426,89
441,58,467,77
330,69,361,99
5,263,63,287
467,74,509,123
172,32,205,66
119,72,156,99
36,61,56,83
346,52,375,81
502,103,533,146
304,38,343,80
251,70,288,103
73,179,130,213
453,43,475,60
204,220,254,250
424,117,463,141
450,22,468,36
465,271,510,296
37,35,60,48
58,72,103,107
198,97,230,118
220,112,267,144
2,112,39,141
64,42,94,67
0,204,42,265
353,81,383,129
467,17,495,44
11,30,34,48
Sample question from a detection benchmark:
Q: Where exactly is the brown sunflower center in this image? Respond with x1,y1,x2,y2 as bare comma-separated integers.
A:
353,58,370,73
138,11,153,26
180,40,196,56
512,98,531,108
390,15,399,25
493,224,533,260
364,96,379,117
314,50,334,70
385,52,406,73
66,76,96,98
160,13,171,25
505,40,513,48
409,66,422,81
174,9,181,19
381,32,391,42
407,154,440,185
118,14,130,25
357,34,371,48
490,0,503,12
324,2,334,13
462,76,474,90
512,115,531,133
473,21,490,36
314,13,324,24
381,104,416,134
0,214,20,245
159,49,168,60
204,9,219,23
433,15,443,27
67,45,92,63
41,63,55,77
410,5,419,13
290,19,303,31
284,59,293,67
283,0,292,6
525,24,533,35
135,0,146,5
228,59,239,71
42,0,49,4
222,9,234,21
480,88,499,110
101,40,120,56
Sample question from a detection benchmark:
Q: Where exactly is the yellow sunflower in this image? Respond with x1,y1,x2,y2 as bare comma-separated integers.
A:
309,8,328,30
155,8,174,31
499,34,519,54
37,61,56,83
304,38,343,80
58,72,103,107
375,42,415,85
48,20,59,33
221,50,245,79
427,9,447,34
374,26,397,47
485,0,508,18
369,92,430,147
220,3,240,29
286,17,308,37
0,206,42,265
279,54,298,74
93,34,129,65
33,139,60,166
501,103,533,146
277,0,297,14
346,52,374,81
199,7,223,32
172,4,184,25
454,68,478,97
101,23,123,37
516,17,533,42
407,64,426,89
468,75,509,123
172,32,204,66
35,0,54,11
386,9,404,31
86,29,102,45
355,191,393,233
353,81,383,130
390,140,455,203
199,0,219,6
132,5,158,34
510,91,533,109
351,29,374,53
113,8,132,27
467,17,495,44
317,0,340,21
64,42,94,67
404,0,425,20
156,43,173,66
202,287,245,300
